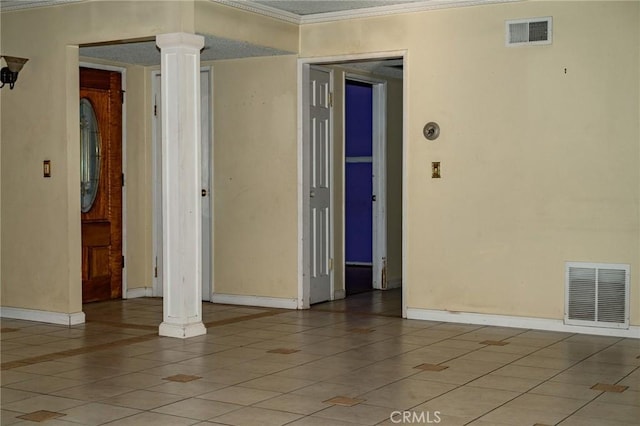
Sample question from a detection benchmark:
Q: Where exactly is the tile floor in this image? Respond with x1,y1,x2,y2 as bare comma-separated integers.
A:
1,289,639,425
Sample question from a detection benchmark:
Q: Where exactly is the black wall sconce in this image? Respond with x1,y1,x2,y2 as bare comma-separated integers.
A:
1,56,29,89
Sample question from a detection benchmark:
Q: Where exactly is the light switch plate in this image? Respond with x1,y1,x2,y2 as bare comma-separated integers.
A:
432,162,441,178
43,160,51,178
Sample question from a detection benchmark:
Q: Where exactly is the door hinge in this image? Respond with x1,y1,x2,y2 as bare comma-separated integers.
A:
120,90,125,104
122,255,125,269
154,256,158,278
154,104,157,116
121,173,125,187
329,258,334,271
329,92,333,108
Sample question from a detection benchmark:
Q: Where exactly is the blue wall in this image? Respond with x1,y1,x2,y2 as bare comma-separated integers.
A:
345,81,373,264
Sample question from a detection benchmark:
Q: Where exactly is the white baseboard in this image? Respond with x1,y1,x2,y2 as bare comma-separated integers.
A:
211,293,297,309
385,278,402,289
406,308,640,339
0,307,85,326
125,287,153,299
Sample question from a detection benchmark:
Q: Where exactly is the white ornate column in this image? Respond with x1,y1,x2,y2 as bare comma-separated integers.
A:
156,32,206,338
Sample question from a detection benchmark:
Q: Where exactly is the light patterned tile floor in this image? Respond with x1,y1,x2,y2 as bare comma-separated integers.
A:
1,289,639,425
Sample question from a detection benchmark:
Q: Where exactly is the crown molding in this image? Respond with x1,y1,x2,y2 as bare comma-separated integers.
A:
0,0,83,12
2,0,521,20
215,0,302,24
216,0,521,25
301,0,521,24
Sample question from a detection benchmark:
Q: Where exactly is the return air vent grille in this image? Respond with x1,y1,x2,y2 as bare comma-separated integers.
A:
506,17,552,46
565,262,629,329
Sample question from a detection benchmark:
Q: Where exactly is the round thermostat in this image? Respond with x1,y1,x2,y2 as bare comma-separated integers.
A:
423,122,440,140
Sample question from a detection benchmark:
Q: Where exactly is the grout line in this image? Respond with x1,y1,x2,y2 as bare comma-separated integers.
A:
462,335,626,425
203,310,288,328
1,308,288,371
0,333,157,371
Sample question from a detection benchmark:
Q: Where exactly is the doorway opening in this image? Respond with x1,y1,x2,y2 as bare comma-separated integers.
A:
300,55,405,317
344,76,388,296
80,65,125,304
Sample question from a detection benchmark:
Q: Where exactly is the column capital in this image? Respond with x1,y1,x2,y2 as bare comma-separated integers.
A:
156,32,204,50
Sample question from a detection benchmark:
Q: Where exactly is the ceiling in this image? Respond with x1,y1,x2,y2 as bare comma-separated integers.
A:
1,0,427,15
254,0,424,15
79,35,294,67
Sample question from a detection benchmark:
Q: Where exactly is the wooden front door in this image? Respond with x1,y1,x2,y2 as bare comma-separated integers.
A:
80,67,123,303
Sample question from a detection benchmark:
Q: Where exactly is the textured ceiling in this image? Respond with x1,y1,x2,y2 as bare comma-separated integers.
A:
1,0,425,14
251,0,425,15
79,35,294,66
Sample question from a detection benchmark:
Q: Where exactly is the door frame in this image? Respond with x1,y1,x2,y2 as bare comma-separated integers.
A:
79,62,128,299
152,66,214,301
298,51,407,317
343,73,387,291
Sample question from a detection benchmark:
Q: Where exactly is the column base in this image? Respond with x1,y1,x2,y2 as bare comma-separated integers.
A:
159,321,207,338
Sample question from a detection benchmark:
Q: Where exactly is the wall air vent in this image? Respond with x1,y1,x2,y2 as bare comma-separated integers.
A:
565,262,629,329
506,17,552,46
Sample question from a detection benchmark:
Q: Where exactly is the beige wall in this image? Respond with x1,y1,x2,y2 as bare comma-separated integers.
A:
209,55,299,299
301,1,640,324
0,0,298,314
0,1,189,314
194,0,298,52
2,0,638,330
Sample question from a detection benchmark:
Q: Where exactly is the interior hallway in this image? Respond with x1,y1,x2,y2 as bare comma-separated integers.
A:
1,290,639,425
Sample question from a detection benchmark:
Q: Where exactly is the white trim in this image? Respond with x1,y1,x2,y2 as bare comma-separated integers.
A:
0,307,85,326
214,0,301,24
401,51,408,319
0,0,83,11
297,63,309,309
211,294,298,309
345,156,373,163
152,70,162,298
79,61,127,299
125,287,153,299
406,308,640,339
217,0,520,25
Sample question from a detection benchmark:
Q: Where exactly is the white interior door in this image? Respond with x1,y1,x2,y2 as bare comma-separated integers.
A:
309,67,332,304
200,70,212,301
153,69,212,300
371,79,387,290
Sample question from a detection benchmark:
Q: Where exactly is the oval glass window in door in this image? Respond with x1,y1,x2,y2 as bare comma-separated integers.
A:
80,98,101,213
